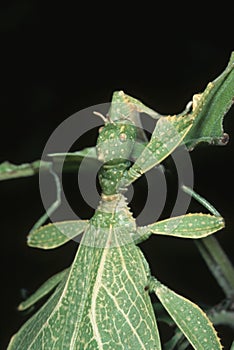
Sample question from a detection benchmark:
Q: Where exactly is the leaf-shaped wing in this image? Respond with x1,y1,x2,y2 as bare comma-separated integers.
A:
27,220,89,249
8,196,162,350
138,213,224,239
152,278,222,350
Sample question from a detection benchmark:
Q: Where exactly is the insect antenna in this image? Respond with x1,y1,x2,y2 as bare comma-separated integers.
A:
93,111,112,124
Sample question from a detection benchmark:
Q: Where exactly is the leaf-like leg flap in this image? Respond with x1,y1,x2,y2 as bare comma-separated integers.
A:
137,213,224,239
122,114,194,186
18,268,69,311
151,278,222,350
27,220,89,249
0,160,51,181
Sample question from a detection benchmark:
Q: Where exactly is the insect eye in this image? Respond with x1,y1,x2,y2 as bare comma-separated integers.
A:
119,133,127,142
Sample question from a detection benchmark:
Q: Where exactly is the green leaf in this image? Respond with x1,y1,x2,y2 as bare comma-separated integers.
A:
27,220,89,249
0,160,51,181
184,52,234,149
18,268,68,311
138,213,224,239
152,278,222,350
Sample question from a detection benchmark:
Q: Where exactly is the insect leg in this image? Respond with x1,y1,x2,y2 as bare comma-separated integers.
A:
30,166,61,233
181,185,221,216
181,185,234,298
120,113,193,188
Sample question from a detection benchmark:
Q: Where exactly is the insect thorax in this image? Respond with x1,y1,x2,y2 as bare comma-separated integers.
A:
96,121,137,195
86,193,137,247
98,161,131,195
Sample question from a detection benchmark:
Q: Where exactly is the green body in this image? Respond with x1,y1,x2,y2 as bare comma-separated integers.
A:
9,194,161,349
5,52,234,350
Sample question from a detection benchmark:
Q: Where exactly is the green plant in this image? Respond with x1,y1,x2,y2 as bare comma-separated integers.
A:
1,53,234,349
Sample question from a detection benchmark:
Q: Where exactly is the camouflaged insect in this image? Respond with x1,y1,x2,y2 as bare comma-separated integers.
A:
6,88,228,350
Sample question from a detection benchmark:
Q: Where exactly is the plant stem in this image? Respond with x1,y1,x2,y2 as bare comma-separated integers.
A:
209,309,234,329
182,185,234,298
195,237,234,298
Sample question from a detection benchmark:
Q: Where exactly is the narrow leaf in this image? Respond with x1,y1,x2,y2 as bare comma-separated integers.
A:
138,213,224,239
27,220,89,249
184,52,234,149
18,268,68,311
152,279,222,350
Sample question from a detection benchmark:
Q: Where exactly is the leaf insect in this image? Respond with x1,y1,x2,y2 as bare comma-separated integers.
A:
6,90,226,350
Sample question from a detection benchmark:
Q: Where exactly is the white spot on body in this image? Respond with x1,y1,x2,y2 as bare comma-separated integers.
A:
119,133,127,142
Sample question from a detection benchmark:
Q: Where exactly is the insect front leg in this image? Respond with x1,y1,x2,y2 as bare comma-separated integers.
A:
118,113,194,189
30,165,61,233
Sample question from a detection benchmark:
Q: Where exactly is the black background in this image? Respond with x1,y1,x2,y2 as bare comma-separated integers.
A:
0,2,234,349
